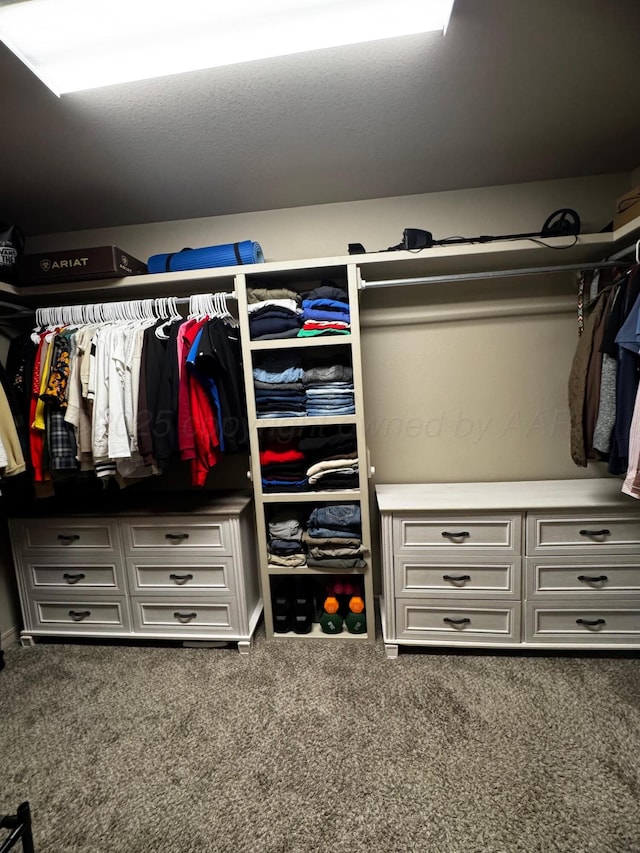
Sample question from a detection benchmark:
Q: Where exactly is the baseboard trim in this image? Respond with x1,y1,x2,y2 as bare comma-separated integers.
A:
1,625,20,647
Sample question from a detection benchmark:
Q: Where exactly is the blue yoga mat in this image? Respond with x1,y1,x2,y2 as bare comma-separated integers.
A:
148,240,264,273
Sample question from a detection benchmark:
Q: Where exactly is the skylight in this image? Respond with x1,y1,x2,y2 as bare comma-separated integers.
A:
0,0,455,96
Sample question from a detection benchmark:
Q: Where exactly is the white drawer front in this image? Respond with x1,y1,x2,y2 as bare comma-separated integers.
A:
127,559,235,595
525,601,640,644
394,556,520,599
526,556,640,598
25,561,125,593
395,598,520,644
13,519,118,552
29,598,130,632
121,519,230,555
393,514,520,555
527,513,640,555
131,598,239,635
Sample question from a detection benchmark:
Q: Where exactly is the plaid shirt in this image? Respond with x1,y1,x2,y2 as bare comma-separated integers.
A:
46,401,78,472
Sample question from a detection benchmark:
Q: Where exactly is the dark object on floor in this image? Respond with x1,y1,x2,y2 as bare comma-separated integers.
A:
0,801,35,853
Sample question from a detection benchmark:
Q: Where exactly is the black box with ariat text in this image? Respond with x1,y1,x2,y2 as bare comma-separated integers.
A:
16,246,148,286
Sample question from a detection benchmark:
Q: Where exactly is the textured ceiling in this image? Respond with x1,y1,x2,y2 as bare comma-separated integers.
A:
1,0,639,238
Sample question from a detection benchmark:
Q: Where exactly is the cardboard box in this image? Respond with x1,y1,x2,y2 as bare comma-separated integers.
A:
613,186,640,232
16,246,148,286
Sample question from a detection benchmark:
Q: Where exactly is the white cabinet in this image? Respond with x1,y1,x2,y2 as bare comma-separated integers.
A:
377,479,640,658
8,495,262,654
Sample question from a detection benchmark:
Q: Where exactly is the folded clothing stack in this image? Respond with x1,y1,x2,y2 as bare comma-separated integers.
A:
253,353,305,419
247,286,302,340
302,359,355,416
306,456,359,490
304,503,365,568
298,430,355,460
260,443,308,492
299,429,358,491
298,282,350,337
267,511,306,568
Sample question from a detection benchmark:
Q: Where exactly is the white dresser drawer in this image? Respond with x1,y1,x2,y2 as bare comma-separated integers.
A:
120,518,231,555
526,556,640,598
131,597,239,635
22,559,125,594
393,513,521,554
11,519,119,553
395,598,520,645
394,556,520,599
127,558,235,595
525,600,640,644
527,513,640,555
28,597,130,633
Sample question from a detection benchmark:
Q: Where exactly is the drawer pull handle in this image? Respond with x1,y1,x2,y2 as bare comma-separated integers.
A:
577,575,609,584
579,529,610,537
166,533,190,541
443,617,471,626
69,609,91,621
174,611,197,623
443,574,471,583
63,572,86,584
576,618,606,627
441,531,470,539
170,573,194,585
58,534,80,544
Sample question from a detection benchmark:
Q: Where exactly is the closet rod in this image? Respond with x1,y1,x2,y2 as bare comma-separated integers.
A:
360,260,625,290
0,290,237,321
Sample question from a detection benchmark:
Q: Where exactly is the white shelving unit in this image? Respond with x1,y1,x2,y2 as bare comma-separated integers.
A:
1,215,639,648
235,262,375,642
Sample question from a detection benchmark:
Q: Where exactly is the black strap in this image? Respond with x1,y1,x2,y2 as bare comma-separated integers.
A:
165,247,192,272
233,242,243,265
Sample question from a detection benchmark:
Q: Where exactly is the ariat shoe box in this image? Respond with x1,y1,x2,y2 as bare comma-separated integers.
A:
613,186,640,232
16,246,148,286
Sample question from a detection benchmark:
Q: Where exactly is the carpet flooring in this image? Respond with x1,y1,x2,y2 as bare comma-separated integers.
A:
0,628,639,853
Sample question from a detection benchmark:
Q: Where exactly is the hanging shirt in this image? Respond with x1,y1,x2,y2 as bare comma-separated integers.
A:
177,318,208,463
195,318,248,453
29,332,49,482
152,320,181,468
0,383,26,477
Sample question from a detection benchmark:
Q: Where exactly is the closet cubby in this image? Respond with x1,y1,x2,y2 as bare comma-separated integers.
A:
258,424,358,496
269,573,367,637
251,343,355,425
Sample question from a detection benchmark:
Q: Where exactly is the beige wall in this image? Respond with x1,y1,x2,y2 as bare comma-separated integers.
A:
1,172,631,634
360,273,588,484
27,172,627,262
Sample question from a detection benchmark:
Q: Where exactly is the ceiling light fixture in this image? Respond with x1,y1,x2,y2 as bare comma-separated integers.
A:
0,0,455,96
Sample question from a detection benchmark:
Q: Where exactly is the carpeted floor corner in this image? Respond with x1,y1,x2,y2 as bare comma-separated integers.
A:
1,628,639,853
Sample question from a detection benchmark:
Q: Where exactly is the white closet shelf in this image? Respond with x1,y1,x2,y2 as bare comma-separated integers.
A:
261,490,361,504
266,565,366,576
255,415,356,429
271,623,369,641
2,214,638,304
249,336,351,351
